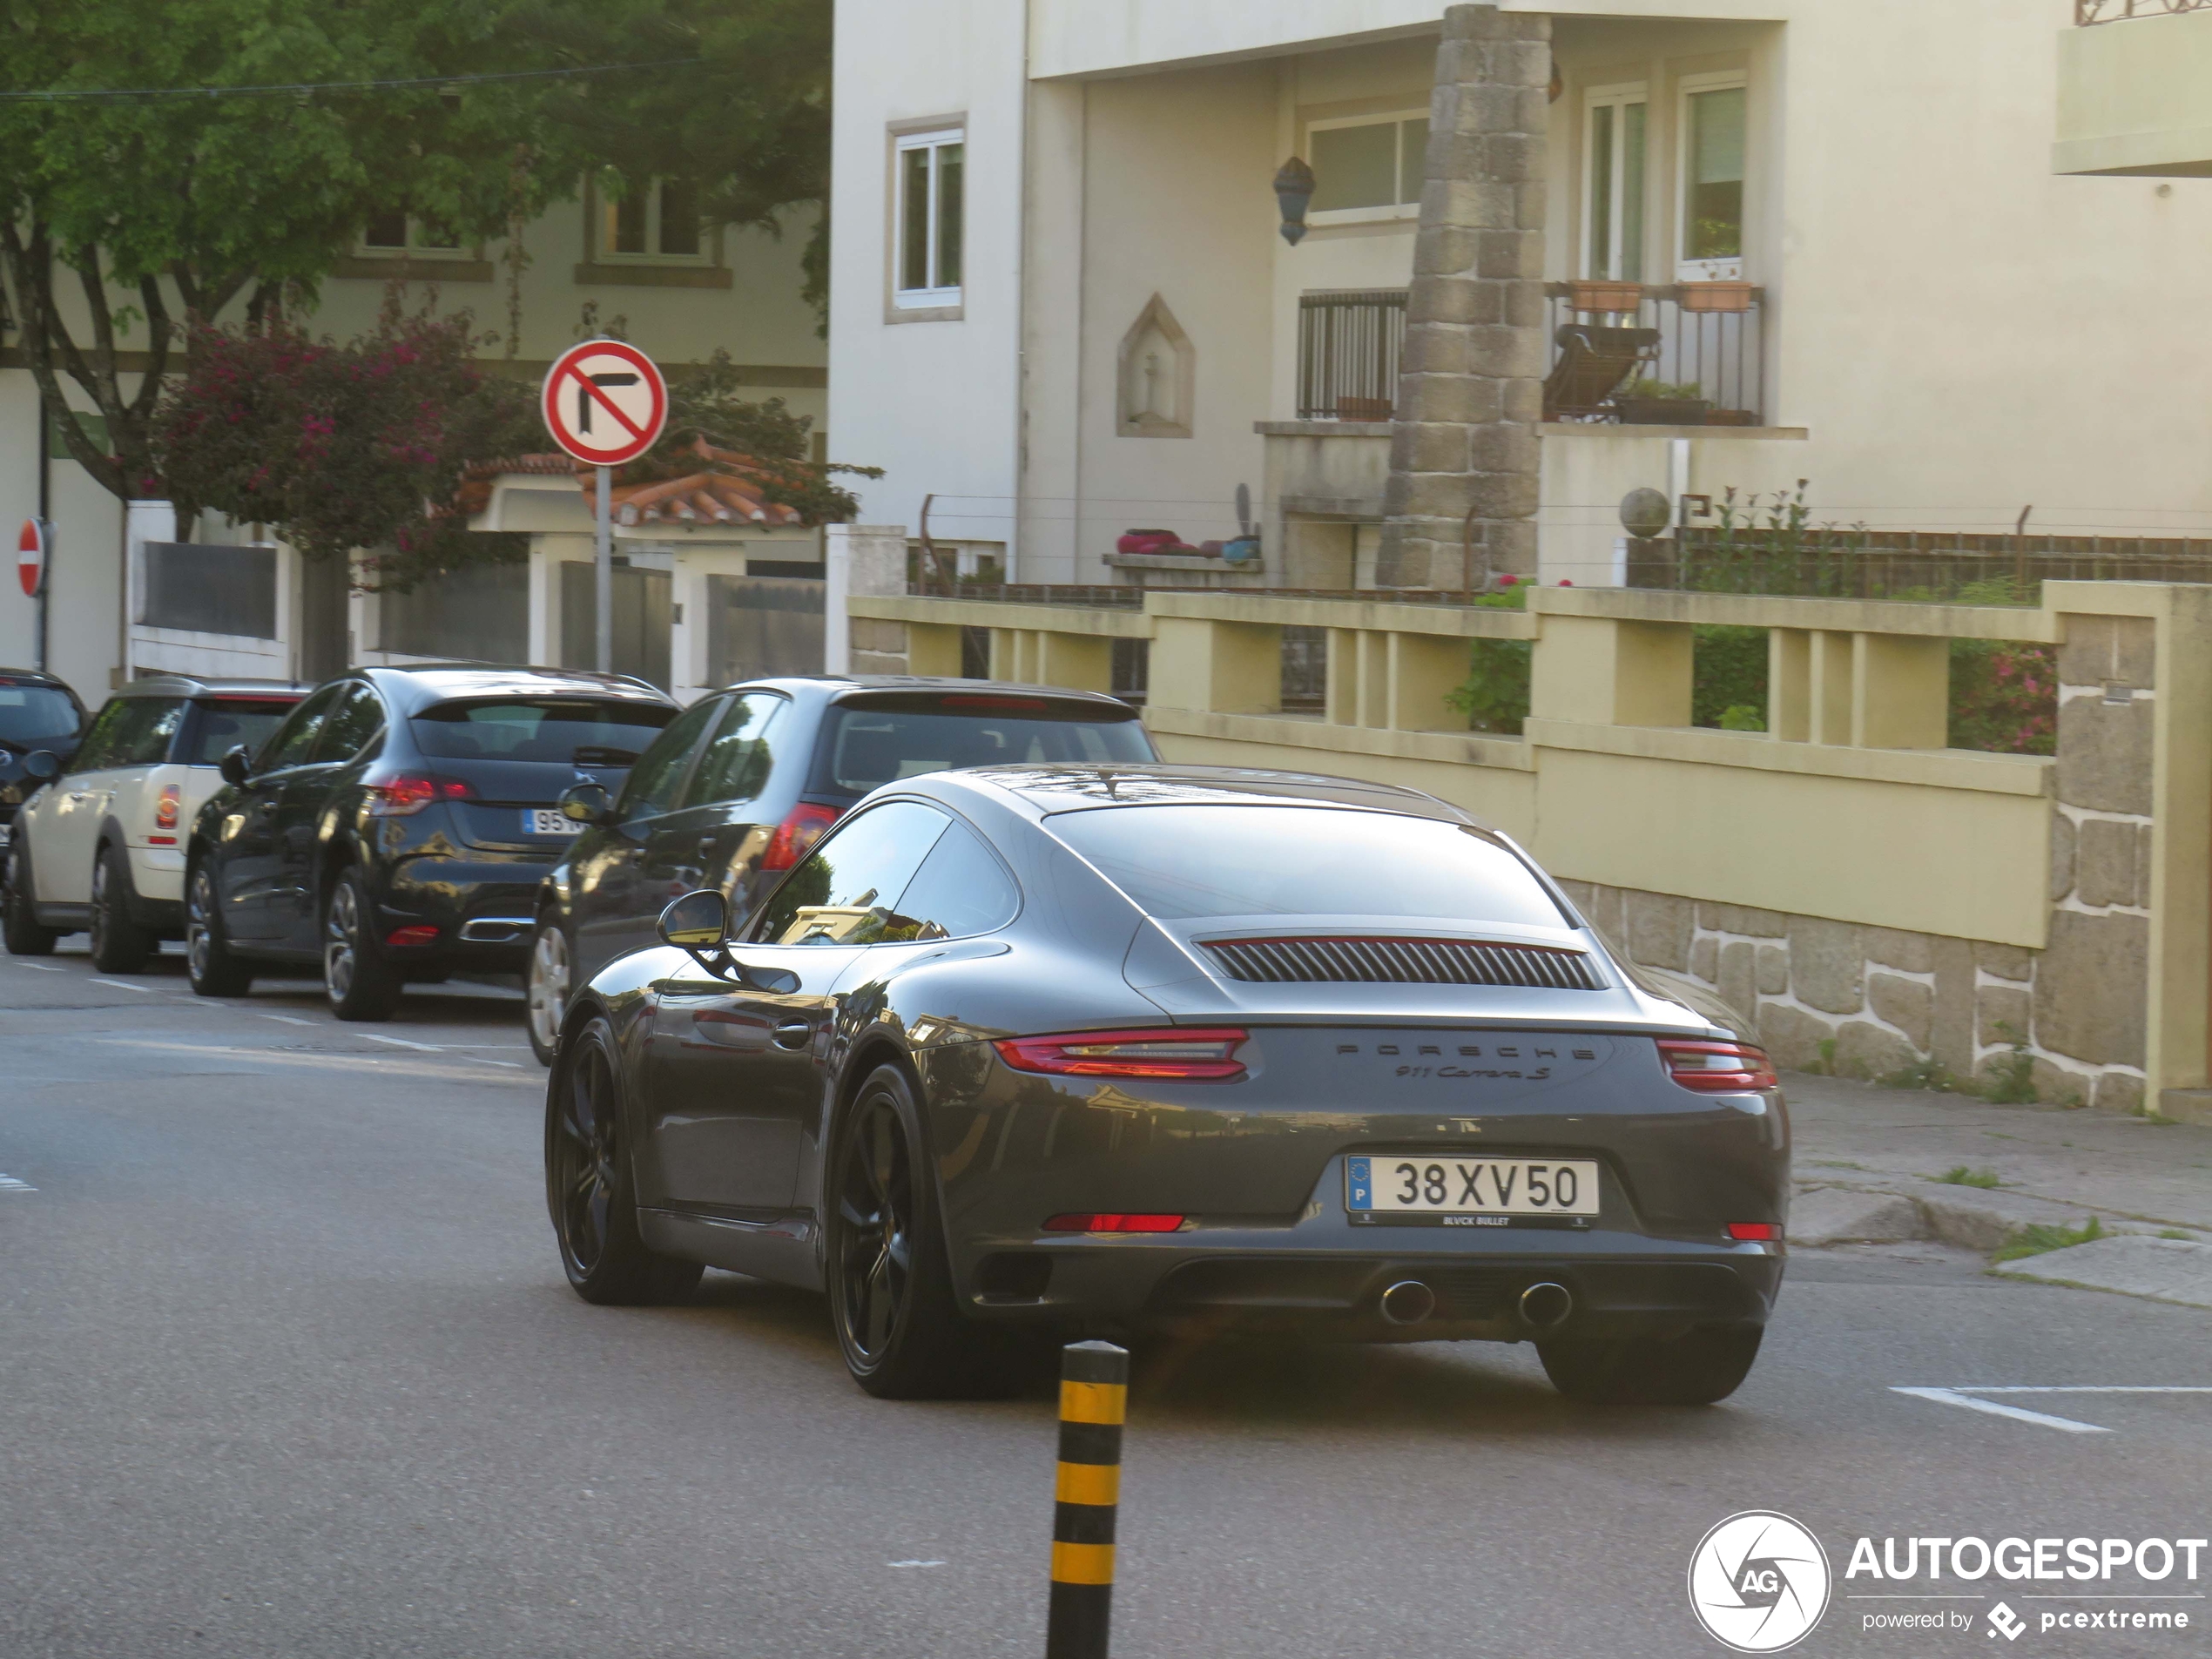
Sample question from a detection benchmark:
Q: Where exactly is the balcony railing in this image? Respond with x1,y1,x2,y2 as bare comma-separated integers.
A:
1542,284,1766,426
1296,289,1406,421
2077,0,2211,23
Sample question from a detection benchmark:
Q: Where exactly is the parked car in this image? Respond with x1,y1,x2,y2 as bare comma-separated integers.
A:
184,665,677,1018
543,764,1787,1405
523,676,1158,1063
0,666,89,881
3,675,305,968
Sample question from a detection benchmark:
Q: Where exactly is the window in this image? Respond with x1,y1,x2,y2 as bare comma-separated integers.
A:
359,212,462,255
1305,111,1428,223
611,696,721,823
894,128,964,307
256,684,343,774
681,693,785,809
751,799,949,946
1584,85,1648,281
0,685,82,748
1679,78,1746,280
892,819,1019,941
184,698,297,766
411,698,678,765
1047,806,1573,927
71,698,185,773
598,178,707,263
314,684,387,765
807,695,1155,800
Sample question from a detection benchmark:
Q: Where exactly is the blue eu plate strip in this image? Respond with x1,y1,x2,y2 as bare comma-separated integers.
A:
1345,1157,1372,1211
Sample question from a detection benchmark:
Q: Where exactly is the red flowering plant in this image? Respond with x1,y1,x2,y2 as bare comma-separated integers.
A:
1950,640,2057,755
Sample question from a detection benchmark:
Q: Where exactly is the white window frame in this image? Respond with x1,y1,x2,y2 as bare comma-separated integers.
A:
1581,82,1649,281
355,214,464,258
1676,70,1749,282
893,127,965,309
596,179,712,267
1304,109,1428,227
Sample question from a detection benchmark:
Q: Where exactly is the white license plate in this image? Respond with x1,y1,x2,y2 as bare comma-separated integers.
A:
1346,1156,1600,1217
526,808,583,836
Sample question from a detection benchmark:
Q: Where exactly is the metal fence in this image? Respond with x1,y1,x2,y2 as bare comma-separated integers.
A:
1542,285,1766,425
379,563,528,662
1296,290,1408,421
2077,0,2211,23
1630,529,2212,600
139,542,278,639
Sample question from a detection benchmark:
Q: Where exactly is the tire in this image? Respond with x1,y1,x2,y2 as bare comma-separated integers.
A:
826,1063,1003,1399
545,1015,704,1305
1538,1325,1764,1406
322,867,403,1022
525,917,571,1068
185,860,254,996
2,844,59,956
89,843,156,973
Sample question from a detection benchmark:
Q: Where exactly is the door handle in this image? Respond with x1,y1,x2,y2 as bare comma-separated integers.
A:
255,796,279,813
772,1021,813,1050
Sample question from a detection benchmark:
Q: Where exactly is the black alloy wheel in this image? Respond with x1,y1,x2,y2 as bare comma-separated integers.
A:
2,844,58,956
545,1015,702,1305
321,867,403,1022
1537,1325,1764,1406
827,1064,1000,1399
185,861,253,996
89,843,155,974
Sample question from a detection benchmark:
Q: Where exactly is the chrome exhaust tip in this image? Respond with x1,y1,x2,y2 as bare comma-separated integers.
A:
1519,1281,1573,1332
1379,1279,1436,1325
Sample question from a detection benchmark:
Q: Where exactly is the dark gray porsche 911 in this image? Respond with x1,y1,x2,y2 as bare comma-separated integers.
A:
544,764,1788,1406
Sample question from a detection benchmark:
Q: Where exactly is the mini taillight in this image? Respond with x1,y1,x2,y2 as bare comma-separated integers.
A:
761,802,840,871
1657,1040,1778,1093
385,925,440,948
994,1028,1250,1082
154,784,180,830
362,772,471,817
1042,1214,1185,1234
1727,1222,1782,1242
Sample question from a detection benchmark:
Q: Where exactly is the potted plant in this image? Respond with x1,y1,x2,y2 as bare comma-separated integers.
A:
1614,377,1711,426
1569,279,1644,316
1677,280,1755,313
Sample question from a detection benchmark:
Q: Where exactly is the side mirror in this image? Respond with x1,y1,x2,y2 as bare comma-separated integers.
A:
22,750,59,781
558,780,613,826
658,888,727,949
219,745,252,786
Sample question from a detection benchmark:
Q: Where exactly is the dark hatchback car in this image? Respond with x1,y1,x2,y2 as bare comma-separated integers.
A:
0,667,87,874
186,665,675,1018
523,677,1157,1062
546,765,1788,1407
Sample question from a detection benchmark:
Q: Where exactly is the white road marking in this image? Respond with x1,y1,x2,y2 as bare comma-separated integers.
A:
256,1014,316,1027
459,1055,525,1069
8,961,63,972
359,1034,443,1052
88,978,160,994
1892,1386,2111,1433
1964,1386,2212,1395
0,1173,36,1192
887,1561,946,1568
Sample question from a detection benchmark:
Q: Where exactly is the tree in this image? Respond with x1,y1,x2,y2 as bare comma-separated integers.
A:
0,1,578,527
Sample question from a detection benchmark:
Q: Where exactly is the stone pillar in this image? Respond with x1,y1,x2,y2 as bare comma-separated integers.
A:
1377,4,1549,591
824,523,908,675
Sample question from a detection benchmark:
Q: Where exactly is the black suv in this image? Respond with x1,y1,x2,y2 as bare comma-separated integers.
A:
0,667,87,877
186,665,676,1019
523,677,1157,1062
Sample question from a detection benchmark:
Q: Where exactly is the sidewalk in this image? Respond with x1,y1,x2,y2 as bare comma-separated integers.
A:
1786,1071,2212,1311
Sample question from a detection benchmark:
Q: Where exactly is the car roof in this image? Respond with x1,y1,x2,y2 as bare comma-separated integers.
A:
723,674,1141,712
913,764,1487,826
359,664,677,715
111,674,311,698
0,667,81,696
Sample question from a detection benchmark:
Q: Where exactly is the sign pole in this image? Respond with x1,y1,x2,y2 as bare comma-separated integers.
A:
595,462,614,675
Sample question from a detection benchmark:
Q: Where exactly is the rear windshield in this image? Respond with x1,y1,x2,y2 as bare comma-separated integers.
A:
1048,805,1572,928
0,684,81,748
409,698,674,764
185,698,299,765
813,696,1154,797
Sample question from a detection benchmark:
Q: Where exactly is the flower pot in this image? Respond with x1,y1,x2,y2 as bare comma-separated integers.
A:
1334,396,1393,422
1677,280,1754,314
1704,408,1760,427
1570,280,1644,315
1616,398,1710,427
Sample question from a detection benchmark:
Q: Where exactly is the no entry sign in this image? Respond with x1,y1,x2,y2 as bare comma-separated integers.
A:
17,519,45,598
540,340,668,467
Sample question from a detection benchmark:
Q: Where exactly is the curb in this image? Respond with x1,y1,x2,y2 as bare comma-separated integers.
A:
1791,1179,2192,1252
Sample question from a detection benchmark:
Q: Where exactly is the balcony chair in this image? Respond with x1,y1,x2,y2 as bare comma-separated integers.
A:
1542,324,1661,421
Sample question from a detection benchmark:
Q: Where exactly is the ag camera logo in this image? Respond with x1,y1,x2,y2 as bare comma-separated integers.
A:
1689,1511,1833,1652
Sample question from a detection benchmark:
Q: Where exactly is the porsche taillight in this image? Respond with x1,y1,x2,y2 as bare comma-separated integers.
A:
1657,1039,1778,1093
994,1028,1250,1082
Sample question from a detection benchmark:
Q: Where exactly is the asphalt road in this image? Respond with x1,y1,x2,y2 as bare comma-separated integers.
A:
2,945,2207,1659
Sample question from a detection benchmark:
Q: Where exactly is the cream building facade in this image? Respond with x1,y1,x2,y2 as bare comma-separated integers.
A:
829,0,2207,588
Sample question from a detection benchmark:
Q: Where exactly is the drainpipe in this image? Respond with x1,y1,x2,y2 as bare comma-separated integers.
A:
34,388,49,671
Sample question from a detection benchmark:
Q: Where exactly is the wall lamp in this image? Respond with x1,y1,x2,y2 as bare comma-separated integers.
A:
1273,157,1315,246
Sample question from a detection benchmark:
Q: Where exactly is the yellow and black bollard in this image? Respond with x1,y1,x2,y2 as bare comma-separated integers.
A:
1047,1339,1127,1659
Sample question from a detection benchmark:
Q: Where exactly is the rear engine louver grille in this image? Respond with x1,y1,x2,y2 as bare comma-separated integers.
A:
1202,936,1604,991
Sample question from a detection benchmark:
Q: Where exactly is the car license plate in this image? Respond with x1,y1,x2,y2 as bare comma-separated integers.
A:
526,808,583,836
1345,1155,1600,1224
